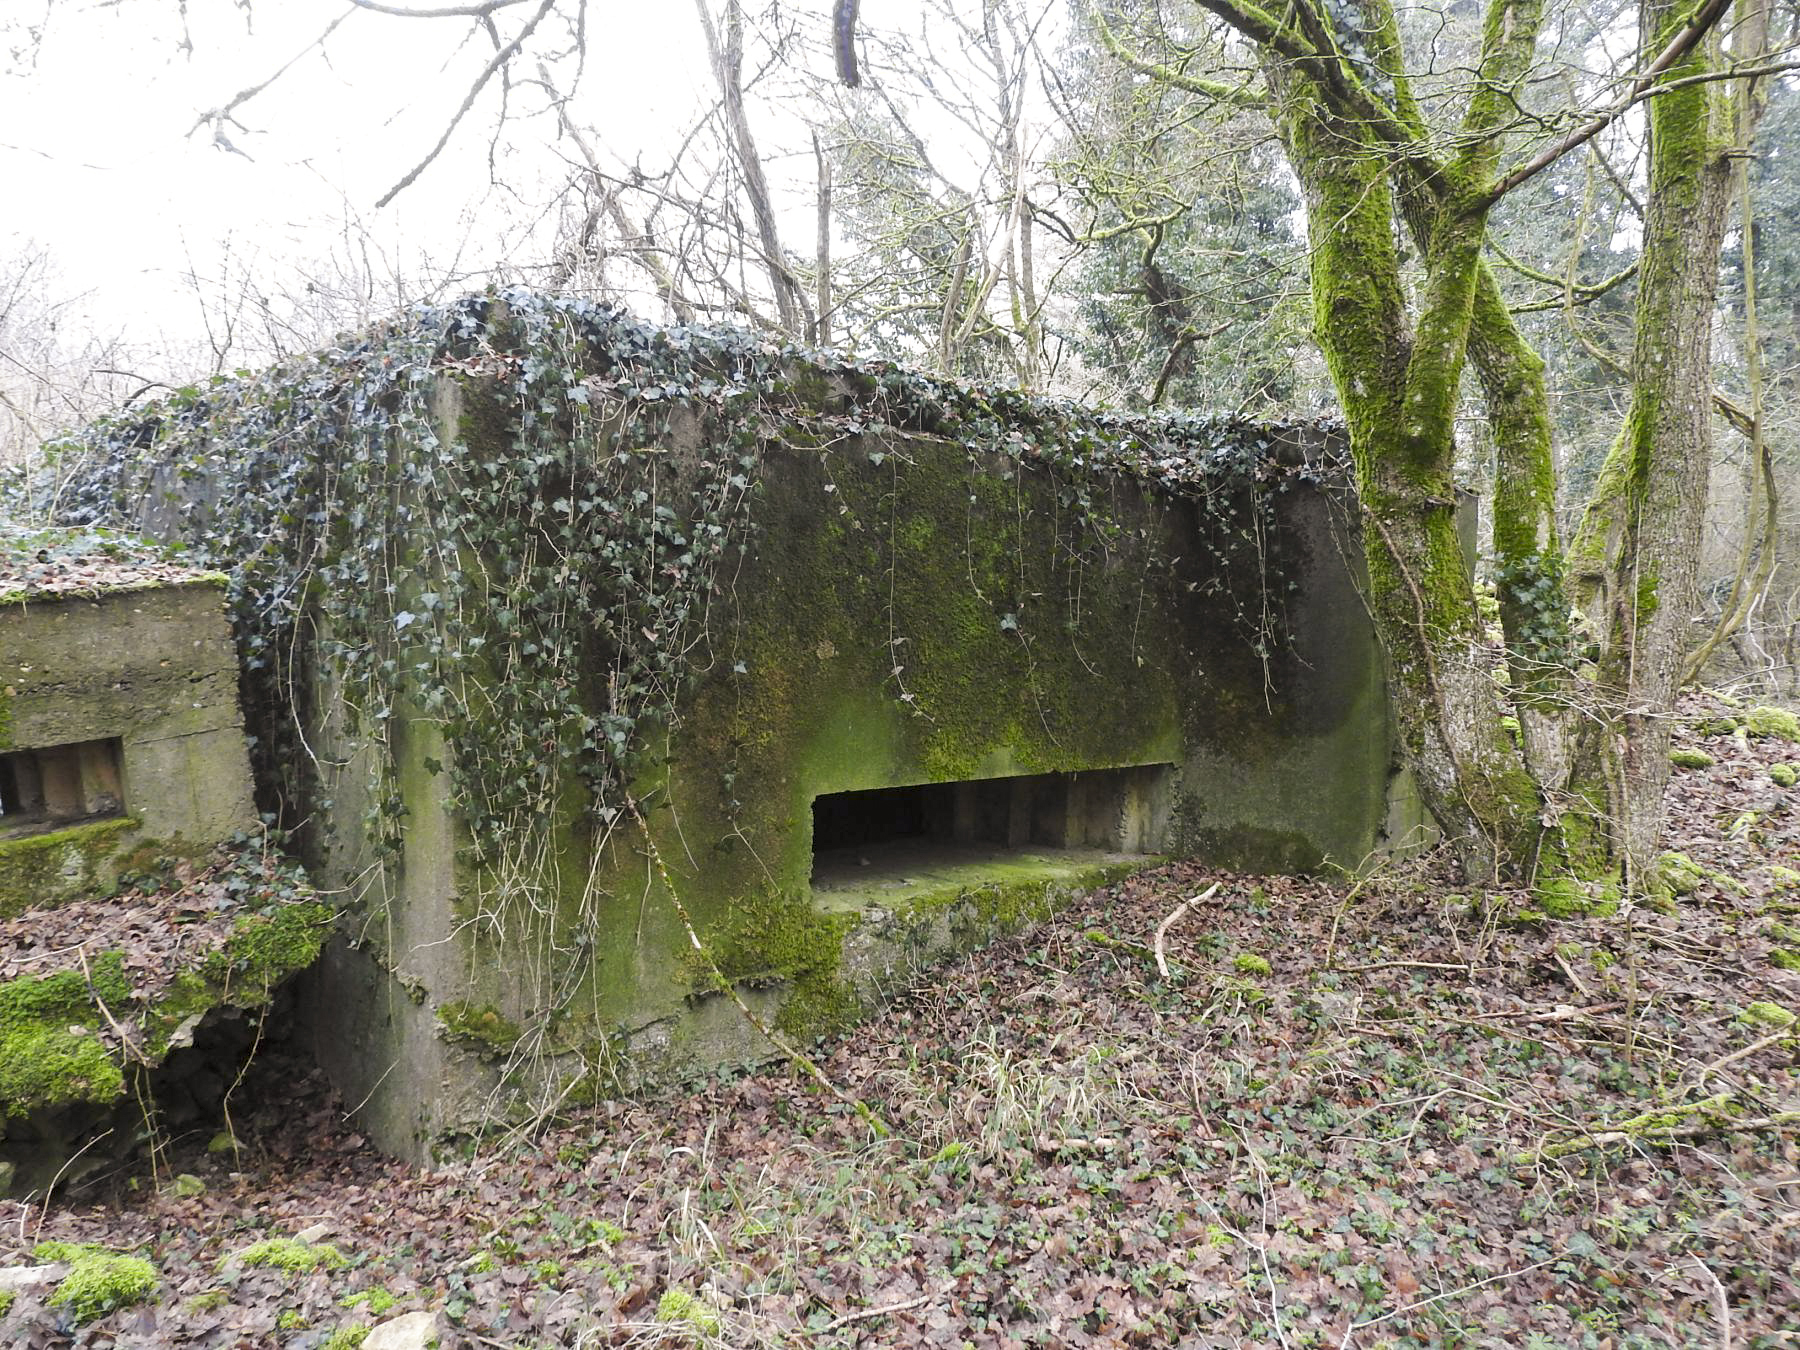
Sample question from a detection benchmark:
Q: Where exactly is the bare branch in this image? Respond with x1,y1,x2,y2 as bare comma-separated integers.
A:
1485,0,1737,204
347,0,532,15
374,0,557,208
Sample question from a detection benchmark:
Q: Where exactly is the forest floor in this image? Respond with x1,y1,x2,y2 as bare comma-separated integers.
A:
3,693,1798,1349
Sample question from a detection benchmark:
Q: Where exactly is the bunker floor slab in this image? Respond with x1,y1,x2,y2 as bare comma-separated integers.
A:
810,840,1151,912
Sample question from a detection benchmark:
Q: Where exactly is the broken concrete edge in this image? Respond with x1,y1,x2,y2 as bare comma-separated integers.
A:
0,520,223,607
0,859,334,1167
0,570,230,610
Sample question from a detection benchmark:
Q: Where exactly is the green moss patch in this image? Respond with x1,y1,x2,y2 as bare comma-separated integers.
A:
35,1241,158,1326
1654,851,1707,898
1670,748,1714,770
436,1001,523,1054
1745,706,1800,741
1533,875,1619,920
656,1287,722,1336
1739,1000,1796,1029
0,955,130,1115
0,817,141,920
228,1237,349,1274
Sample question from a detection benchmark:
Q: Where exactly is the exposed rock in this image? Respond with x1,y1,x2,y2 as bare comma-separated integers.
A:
362,1309,440,1350
0,1263,68,1292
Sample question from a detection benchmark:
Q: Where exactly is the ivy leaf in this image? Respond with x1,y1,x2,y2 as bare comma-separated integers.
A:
394,611,416,630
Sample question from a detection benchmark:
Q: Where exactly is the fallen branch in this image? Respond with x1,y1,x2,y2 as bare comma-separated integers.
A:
1340,1257,1558,1347
807,1293,933,1334
1155,883,1219,979
1518,1093,1800,1164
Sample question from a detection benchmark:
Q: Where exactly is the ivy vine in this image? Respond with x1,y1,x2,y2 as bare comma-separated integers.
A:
13,288,1321,937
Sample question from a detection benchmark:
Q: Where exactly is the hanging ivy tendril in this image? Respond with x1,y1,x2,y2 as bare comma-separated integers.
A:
17,288,1322,930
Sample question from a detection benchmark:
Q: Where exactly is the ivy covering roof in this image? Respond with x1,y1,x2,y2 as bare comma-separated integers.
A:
0,523,210,604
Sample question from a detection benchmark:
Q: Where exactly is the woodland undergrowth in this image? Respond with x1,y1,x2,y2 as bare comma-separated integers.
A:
2,692,1796,1349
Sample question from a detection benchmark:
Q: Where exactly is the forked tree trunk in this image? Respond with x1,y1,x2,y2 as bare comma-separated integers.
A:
1118,0,1757,888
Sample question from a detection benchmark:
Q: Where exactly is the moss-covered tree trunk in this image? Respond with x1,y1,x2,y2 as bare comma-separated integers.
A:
1263,0,1549,879
1274,92,1532,876
1567,0,1760,885
1116,0,1756,885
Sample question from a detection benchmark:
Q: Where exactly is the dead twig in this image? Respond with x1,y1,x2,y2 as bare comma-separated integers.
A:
1155,882,1218,979
1340,1257,1558,1347
806,1294,934,1334
1553,948,1594,1000
1693,1253,1733,1350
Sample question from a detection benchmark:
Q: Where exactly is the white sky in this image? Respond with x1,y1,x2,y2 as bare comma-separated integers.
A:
1,1,736,352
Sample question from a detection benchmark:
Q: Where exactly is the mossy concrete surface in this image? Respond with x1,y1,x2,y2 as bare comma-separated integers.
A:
295,380,1406,1160
1,581,255,914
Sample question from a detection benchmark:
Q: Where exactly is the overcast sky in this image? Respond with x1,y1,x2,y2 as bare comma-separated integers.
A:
1,1,743,352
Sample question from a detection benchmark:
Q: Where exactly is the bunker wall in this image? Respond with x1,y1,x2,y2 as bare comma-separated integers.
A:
298,378,1414,1159
1,581,256,915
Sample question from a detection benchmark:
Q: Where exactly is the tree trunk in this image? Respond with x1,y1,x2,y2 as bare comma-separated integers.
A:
1272,67,1540,880
1569,0,1759,887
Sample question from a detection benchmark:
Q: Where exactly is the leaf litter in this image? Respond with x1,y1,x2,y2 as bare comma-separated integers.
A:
1,693,1795,1347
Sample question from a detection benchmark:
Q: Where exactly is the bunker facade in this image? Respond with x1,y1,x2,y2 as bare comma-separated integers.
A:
1,555,256,912
59,295,1425,1160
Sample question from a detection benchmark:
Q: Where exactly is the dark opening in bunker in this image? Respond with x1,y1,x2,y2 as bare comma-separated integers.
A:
0,738,126,839
810,764,1172,899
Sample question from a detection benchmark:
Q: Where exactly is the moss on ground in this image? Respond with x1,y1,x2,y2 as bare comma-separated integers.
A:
1670,748,1715,770
35,1242,158,1326
656,1287,722,1336
229,1237,349,1274
1740,1000,1796,1028
1533,875,1620,919
1745,706,1800,742
1654,851,1707,898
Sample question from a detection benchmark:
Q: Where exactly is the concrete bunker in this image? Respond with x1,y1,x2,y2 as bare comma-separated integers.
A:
51,295,1430,1162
